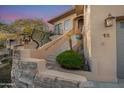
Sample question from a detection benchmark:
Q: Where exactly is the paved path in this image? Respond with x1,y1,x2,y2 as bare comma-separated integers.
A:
85,80,124,88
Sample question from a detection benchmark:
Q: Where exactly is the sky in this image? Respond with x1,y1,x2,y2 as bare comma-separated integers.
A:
0,5,72,23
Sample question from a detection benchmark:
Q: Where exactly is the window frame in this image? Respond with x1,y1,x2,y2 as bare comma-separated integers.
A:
54,23,63,35
64,19,72,31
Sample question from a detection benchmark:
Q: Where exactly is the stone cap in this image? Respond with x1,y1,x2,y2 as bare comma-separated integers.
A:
20,58,46,62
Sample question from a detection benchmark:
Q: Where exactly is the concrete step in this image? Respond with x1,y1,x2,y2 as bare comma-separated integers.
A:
46,63,60,70
45,70,87,82
46,57,56,63
46,55,57,63
35,69,88,88
46,55,56,59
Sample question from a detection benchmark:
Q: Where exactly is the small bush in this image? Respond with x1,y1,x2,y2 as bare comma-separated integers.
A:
56,50,84,69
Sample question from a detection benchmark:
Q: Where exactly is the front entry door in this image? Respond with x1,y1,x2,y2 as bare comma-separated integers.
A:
117,20,124,79
78,19,83,32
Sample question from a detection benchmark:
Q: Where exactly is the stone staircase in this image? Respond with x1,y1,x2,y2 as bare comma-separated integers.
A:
45,54,86,76
45,35,78,70
12,58,88,88
46,55,60,70
45,43,90,76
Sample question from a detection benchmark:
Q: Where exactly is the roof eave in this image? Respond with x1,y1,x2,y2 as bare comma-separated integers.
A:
48,8,75,24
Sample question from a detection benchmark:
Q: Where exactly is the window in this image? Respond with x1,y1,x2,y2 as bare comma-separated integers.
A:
120,22,124,29
55,23,63,35
64,19,72,31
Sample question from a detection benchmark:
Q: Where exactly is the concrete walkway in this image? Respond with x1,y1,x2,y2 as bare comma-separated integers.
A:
85,80,124,88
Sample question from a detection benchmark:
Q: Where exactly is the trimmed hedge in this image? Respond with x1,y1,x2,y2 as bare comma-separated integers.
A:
56,50,84,69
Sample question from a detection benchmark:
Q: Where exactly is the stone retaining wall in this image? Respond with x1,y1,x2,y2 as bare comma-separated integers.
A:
11,58,45,88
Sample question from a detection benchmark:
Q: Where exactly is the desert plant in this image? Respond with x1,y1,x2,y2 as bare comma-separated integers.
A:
66,31,73,50
56,50,84,69
10,18,51,48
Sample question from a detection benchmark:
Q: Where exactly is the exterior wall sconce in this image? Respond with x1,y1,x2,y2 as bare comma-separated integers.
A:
105,13,115,27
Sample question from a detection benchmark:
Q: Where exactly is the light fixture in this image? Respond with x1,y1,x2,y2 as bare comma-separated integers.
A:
105,13,115,27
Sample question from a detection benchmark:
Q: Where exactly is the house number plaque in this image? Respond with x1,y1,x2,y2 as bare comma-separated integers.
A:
103,33,110,38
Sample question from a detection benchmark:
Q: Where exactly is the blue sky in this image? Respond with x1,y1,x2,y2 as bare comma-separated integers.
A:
0,5,72,23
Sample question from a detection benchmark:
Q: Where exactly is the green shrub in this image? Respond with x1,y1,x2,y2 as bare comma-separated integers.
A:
56,50,84,69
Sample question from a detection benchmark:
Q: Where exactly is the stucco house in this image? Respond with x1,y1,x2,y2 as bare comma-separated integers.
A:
12,5,124,86
48,6,84,55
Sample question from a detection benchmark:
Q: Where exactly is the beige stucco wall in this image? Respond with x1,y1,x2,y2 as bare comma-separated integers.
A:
54,13,77,33
84,5,124,82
